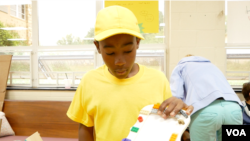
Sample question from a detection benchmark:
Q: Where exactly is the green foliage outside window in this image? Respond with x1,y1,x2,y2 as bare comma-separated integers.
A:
57,34,86,45
0,21,28,46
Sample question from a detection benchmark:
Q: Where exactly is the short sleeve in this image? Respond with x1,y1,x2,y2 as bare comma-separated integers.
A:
66,78,94,127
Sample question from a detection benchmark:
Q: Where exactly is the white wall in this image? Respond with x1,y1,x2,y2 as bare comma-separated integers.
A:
168,1,226,77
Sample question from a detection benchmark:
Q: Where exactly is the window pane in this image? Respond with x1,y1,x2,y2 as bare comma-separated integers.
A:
18,5,25,19
38,51,95,87
18,5,22,13
18,13,22,19
0,4,32,46
226,49,250,86
136,50,165,72
0,52,31,86
22,5,25,13
10,5,16,16
38,1,96,46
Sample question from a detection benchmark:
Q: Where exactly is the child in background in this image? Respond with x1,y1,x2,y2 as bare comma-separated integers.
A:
170,54,242,141
67,6,193,141
241,82,250,125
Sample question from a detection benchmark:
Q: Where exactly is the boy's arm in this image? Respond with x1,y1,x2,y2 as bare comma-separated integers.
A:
79,124,94,141
170,65,185,100
157,65,193,118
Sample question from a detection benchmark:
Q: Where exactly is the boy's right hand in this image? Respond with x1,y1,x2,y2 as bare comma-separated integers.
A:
157,97,193,119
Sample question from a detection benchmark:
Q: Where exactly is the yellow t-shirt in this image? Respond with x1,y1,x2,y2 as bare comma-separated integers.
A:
67,64,172,141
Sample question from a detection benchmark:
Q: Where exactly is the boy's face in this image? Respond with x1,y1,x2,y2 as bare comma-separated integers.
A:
94,34,140,79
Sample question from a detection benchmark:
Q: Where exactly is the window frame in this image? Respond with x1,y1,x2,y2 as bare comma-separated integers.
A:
10,4,26,20
225,44,250,88
0,1,168,88
225,1,250,88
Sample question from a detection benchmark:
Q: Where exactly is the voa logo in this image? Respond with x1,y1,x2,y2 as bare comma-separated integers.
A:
226,129,246,136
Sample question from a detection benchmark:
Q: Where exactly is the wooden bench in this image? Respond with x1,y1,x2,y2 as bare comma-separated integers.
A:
1,100,78,141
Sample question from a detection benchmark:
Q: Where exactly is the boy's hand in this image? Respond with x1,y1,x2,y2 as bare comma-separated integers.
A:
157,97,193,119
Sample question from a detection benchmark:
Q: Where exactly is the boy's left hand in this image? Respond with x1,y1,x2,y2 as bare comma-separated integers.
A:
157,97,193,119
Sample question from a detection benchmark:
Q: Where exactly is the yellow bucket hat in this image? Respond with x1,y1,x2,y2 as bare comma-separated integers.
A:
94,5,144,41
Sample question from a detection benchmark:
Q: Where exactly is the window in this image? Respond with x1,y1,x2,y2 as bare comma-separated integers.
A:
226,1,250,87
226,49,250,87
19,5,25,19
38,1,96,46
10,5,26,20
0,0,167,88
38,51,95,87
136,50,165,72
10,5,16,16
0,52,31,86
0,4,31,46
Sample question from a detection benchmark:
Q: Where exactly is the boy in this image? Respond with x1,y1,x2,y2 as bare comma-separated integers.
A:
241,82,250,125
170,54,243,141
67,6,193,141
